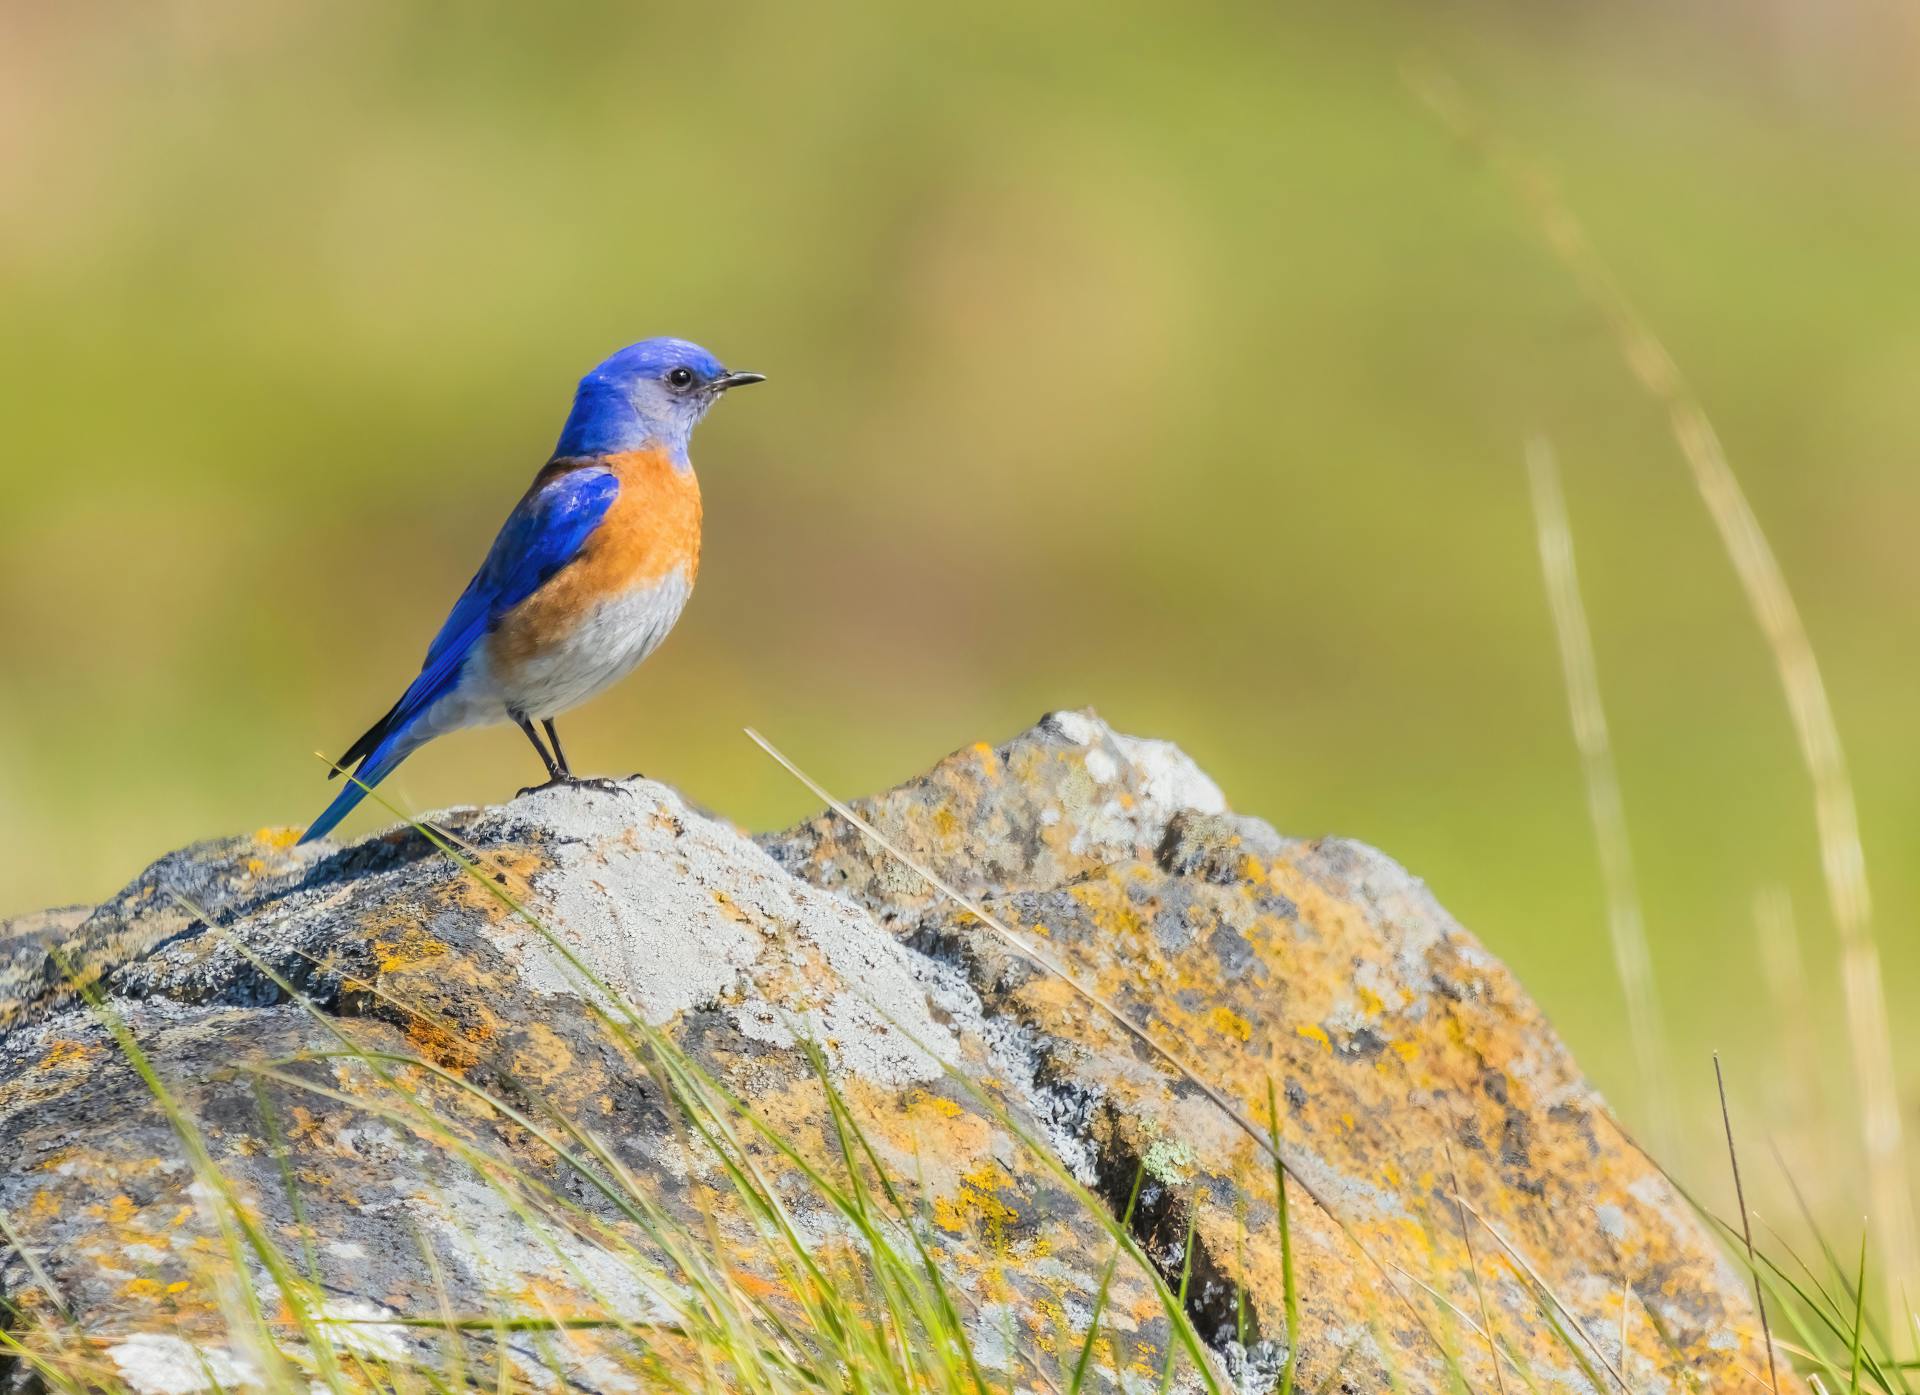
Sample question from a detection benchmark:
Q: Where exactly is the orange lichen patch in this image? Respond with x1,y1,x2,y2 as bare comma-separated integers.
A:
726,1266,799,1304
374,929,450,975
253,826,302,851
7,1284,56,1313
1015,973,1085,1023
1066,879,1153,948
930,1162,1021,1253
57,1184,205,1307
449,847,547,916
399,999,497,1072
727,1076,834,1167
707,887,754,925
1208,1005,1253,1042
829,1077,997,1202
34,1038,93,1070
1294,1023,1331,1050
909,1088,963,1119
509,1022,576,1088
356,907,522,1075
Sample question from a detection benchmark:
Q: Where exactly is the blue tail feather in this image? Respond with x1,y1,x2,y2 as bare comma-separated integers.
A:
300,464,621,844
299,725,424,844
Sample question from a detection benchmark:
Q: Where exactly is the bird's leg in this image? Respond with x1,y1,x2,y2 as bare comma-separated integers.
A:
541,719,573,779
520,717,629,796
514,714,568,797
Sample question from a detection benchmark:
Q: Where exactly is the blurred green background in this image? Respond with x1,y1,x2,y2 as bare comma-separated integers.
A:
3,0,1916,1185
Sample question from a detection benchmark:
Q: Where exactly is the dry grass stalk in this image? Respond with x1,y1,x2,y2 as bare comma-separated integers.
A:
1756,887,1827,1187
1526,434,1678,1165
1407,62,1914,1329
1718,1053,1783,1394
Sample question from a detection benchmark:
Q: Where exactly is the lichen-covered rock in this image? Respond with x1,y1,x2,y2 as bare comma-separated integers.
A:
0,714,1782,1395
768,713,1783,1394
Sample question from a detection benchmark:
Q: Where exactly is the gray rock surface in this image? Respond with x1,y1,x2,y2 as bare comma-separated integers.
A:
0,714,1785,1394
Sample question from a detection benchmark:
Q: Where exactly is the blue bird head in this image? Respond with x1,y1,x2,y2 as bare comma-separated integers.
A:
552,337,763,464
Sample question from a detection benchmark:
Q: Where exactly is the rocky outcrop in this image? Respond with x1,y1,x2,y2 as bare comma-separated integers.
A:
0,714,1779,1393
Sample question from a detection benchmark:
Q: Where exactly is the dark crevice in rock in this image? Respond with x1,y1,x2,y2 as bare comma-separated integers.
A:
1088,1106,1279,1365
0,1289,48,1395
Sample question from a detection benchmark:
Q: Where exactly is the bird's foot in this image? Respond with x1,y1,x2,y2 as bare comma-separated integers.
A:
569,775,631,795
515,774,631,799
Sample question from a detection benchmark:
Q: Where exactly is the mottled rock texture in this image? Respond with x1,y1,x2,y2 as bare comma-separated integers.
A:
1,713,1778,1394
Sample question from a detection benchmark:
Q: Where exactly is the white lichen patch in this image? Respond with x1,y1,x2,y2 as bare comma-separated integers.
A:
1041,712,1226,860
318,1299,413,1361
1083,746,1121,785
413,1171,676,1320
1042,710,1104,746
1141,1136,1196,1185
469,783,765,1017
448,781,962,1087
106,1334,260,1395
1109,731,1226,820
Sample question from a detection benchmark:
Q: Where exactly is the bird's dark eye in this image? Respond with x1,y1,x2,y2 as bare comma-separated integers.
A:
666,366,696,390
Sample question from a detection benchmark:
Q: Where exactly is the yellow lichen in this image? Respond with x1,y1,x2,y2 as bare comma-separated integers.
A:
909,1089,963,1119
375,931,449,974
510,1022,577,1087
35,1038,92,1070
931,1163,1020,1242
1208,1005,1253,1042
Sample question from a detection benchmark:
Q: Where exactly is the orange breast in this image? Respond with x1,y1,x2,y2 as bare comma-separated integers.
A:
487,448,702,673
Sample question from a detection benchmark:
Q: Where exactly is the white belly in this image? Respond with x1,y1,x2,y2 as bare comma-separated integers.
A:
425,570,693,735
498,569,694,720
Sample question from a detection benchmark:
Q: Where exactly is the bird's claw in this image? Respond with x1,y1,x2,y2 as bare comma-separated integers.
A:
514,775,632,800
571,776,630,795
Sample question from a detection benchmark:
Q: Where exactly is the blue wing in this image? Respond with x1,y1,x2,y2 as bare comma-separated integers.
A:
301,466,621,843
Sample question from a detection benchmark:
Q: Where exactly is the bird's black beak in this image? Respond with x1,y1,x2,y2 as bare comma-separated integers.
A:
713,371,766,392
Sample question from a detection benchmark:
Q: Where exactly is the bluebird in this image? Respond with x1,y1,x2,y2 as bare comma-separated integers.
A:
301,338,763,843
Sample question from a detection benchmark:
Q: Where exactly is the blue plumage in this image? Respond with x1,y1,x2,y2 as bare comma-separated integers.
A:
553,339,728,460
300,468,621,843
